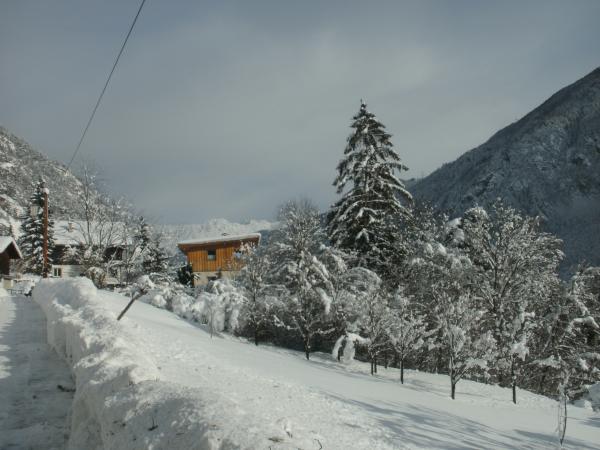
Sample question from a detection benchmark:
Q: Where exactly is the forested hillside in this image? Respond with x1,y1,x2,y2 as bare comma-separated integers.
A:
411,67,600,271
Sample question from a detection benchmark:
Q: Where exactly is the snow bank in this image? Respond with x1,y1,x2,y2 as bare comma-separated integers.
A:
33,279,284,450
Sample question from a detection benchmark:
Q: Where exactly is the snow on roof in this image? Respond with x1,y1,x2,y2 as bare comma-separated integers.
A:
0,236,22,258
178,232,261,247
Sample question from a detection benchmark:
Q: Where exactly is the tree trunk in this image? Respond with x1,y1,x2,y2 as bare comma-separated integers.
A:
384,351,388,369
374,356,378,374
450,366,457,399
400,358,404,384
254,328,259,346
511,359,517,404
304,337,311,360
538,369,548,395
435,347,443,373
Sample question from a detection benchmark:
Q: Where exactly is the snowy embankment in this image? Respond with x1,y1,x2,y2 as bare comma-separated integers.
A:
34,279,599,450
34,279,297,449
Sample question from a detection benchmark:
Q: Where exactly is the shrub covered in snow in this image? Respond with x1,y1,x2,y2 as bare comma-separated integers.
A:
195,278,245,336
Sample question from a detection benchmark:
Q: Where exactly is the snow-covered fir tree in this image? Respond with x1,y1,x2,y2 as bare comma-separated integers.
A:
270,199,336,360
177,262,194,287
135,216,169,277
18,179,54,275
327,101,412,276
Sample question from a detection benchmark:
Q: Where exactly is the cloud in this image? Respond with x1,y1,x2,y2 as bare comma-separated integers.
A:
1,0,599,223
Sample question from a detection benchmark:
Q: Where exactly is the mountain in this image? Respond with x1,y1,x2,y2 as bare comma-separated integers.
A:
411,67,600,271
0,126,90,235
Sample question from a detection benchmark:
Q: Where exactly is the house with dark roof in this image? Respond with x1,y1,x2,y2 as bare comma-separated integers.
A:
0,236,22,288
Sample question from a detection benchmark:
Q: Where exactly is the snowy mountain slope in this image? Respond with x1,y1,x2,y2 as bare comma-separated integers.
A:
34,279,599,449
411,67,600,271
0,127,89,226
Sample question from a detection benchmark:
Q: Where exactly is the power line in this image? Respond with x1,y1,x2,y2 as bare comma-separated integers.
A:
65,0,147,172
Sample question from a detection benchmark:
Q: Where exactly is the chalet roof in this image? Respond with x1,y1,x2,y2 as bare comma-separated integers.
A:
0,236,22,259
53,220,131,247
178,232,261,247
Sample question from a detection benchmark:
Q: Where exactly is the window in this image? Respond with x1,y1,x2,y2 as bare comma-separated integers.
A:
53,267,63,277
207,249,216,261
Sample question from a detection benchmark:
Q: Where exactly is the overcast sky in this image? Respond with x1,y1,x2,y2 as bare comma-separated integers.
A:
1,1,599,223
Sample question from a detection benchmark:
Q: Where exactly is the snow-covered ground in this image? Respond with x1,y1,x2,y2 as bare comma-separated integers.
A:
0,289,74,449
33,279,599,449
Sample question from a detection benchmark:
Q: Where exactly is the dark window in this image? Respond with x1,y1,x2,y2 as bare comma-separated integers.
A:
207,249,216,261
53,267,63,277
105,247,124,261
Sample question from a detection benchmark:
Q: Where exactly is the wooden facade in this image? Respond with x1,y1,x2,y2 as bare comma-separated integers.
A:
178,234,260,284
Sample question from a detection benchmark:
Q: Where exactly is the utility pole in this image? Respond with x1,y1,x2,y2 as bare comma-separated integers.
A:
42,183,49,278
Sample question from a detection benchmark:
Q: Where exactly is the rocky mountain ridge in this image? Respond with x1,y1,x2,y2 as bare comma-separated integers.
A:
411,67,600,271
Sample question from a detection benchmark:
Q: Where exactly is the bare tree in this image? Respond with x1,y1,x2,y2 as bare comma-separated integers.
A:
74,163,137,287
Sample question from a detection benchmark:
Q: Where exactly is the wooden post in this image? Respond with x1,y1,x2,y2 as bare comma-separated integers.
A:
117,293,139,321
42,184,49,279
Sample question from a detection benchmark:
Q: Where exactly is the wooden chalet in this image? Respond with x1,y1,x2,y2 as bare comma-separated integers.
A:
177,233,261,285
0,237,22,288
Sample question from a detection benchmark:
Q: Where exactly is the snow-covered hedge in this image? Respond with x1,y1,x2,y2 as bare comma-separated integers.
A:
33,279,272,449
137,278,244,335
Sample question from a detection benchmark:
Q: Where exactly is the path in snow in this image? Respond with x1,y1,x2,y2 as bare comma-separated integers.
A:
0,295,73,450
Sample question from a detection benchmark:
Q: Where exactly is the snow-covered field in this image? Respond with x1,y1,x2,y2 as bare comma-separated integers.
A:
33,279,599,449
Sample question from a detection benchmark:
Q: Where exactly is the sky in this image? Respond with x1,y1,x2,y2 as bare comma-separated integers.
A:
1,1,599,224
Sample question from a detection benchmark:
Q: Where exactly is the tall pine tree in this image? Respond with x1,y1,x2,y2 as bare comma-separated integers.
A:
327,101,412,275
134,216,168,277
19,180,54,275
